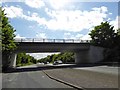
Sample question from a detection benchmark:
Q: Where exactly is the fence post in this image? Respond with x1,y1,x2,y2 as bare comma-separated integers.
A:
63,39,65,43
54,39,55,42
32,38,34,42
43,39,45,42
73,39,74,43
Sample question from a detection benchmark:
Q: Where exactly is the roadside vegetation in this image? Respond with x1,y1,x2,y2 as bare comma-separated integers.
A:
37,52,75,64
16,53,37,67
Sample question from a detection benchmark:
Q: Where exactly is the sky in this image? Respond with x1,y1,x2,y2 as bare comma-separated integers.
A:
1,0,120,59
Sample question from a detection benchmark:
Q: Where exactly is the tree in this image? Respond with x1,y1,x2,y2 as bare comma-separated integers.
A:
52,54,58,63
16,53,37,67
1,7,17,71
60,52,74,63
89,21,120,62
114,28,120,47
38,52,75,64
89,21,117,48
117,28,120,35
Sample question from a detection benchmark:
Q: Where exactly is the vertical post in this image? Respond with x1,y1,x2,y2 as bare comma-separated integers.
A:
73,39,74,43
81,40,83,43
32,38,34,42
43,39,45,42
63,39,65,43
10,53,17,68
53,39,55,43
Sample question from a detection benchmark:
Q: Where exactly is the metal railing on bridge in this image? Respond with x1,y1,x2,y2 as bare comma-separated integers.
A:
15,38,91,43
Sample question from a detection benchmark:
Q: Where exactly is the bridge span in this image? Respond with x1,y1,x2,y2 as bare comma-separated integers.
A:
10,38,104,68
15,38,90,53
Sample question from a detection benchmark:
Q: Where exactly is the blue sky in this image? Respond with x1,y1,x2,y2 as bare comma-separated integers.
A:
1,0,119,59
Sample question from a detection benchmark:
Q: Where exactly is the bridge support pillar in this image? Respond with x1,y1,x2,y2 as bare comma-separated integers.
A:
10,53,17,68
75,46,105,64
75,50,90,64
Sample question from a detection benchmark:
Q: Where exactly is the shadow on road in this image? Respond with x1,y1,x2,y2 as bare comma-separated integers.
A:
3,62,119,73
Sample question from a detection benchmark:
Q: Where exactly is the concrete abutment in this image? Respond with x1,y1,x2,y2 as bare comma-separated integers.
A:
10,53,17,68
75,50,89,63
75,46,104,64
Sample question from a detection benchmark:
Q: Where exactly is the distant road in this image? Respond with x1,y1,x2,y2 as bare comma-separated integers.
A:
2,70,73,88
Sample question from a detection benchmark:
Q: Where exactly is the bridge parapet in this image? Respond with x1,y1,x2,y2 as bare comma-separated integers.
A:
15,38,91,43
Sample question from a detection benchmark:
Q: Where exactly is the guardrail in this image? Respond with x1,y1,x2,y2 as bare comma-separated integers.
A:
14,38,91,43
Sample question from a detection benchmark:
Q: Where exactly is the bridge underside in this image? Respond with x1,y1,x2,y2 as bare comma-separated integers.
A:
10,42,104,68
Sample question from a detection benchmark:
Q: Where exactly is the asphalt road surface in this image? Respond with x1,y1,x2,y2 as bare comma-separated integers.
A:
2,64,119,89
2,70,73,89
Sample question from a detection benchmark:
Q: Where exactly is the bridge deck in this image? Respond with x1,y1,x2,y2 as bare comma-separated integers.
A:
15,38,90,53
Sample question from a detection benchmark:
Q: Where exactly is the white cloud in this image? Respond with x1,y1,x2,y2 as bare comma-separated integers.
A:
48,0,70,10
110,16,119,32
36,33,47,38
27,11,31,15
14,34,26,39
3,6,23,18
21,12,47,26
92,6,108,13
28,25,35,29
64,33,83,39
63,32,91,40
45,6,108,32
1,0,119,3
3,6,47,24
3,5,117,34
81,34,91,40
109,13,112,15
24,0,45,8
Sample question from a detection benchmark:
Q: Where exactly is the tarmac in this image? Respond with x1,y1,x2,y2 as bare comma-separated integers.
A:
3,63,119,90
43,67,119,90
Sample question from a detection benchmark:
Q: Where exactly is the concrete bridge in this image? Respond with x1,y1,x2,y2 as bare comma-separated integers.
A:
10,38,104,68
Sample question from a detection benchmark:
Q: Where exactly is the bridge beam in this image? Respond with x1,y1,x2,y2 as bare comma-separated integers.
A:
10,53,17,68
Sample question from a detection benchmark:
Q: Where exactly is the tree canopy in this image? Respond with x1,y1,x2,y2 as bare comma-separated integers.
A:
1,7,17,71
89,21,117,48
38,52,75,64
117,28,120,35
1,8,16,52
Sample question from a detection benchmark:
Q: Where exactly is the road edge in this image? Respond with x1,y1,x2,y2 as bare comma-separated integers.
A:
42,70,86,90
